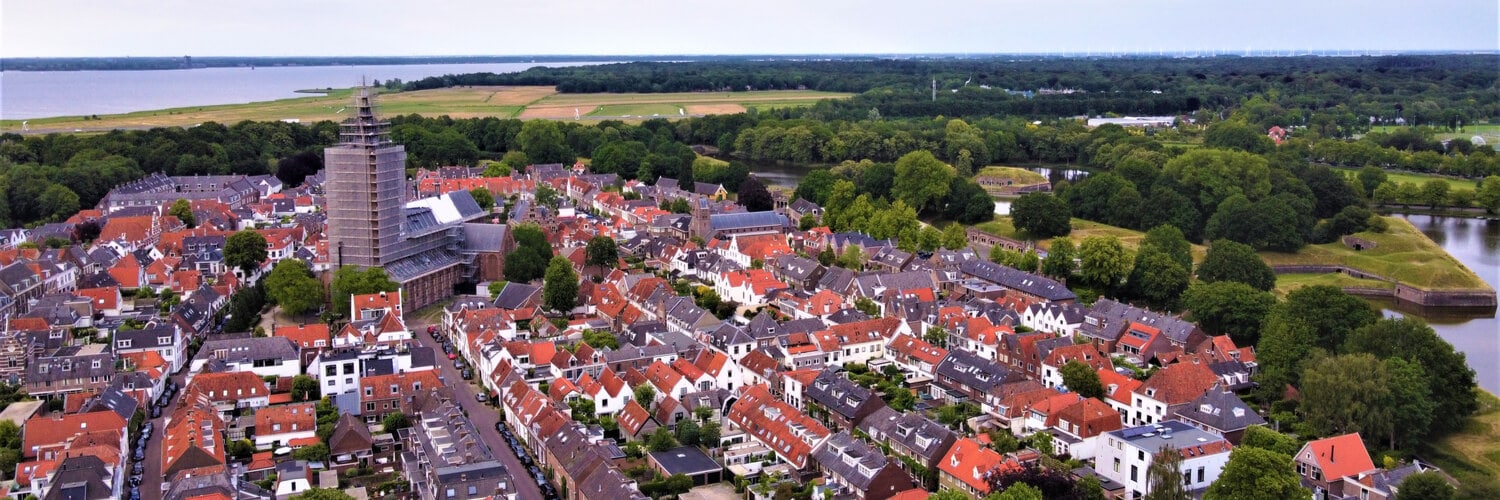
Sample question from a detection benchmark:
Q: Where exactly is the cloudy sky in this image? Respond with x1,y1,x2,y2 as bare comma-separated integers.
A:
3,0,1496,57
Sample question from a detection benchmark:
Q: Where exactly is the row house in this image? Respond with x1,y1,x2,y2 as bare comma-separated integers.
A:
1096,421,1232,498
1128,359,1219,426
1038,343,1113,390
804,368,886,431
769,254,825,291
932,349,1019,405
817,317,903,366
359,370,443,424
26,347,114,398
812,431,913,500
113,324,188,374
884,334,948,381
1019,302,1083,337
937,437,1014,499
187,371,270,417
188,336,300,385
725,384,831,477
251,402,318,448
858,406,958,479
1078,298,1205,355
1047,398,1123,460
957,259,1076,307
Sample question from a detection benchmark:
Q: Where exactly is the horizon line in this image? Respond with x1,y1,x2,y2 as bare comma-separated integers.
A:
5,50,1499,59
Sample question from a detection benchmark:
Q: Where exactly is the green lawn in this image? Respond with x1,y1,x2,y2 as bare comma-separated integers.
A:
1423,390,1500,498
1273,273,1395,298
1333,167,1480,194
975,166,1048,185
1370,124,1500,148
1259,216,1490,291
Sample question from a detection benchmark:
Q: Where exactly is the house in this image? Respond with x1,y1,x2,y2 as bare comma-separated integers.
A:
957,260,1075,306
20,412,127,461
1048,398,1122,460
1295,433,1377,500
1129,360,1217,426
327,413,374,472
275,461,312,498
1078,299,1205,354
188,336,301,384
1096,421,1232,498
933,350,1017,404
803,368,886,431
113,324,187,374
1341,460,1454,500
359,370,443,424
187,371,270,417
1039,343,1112,391
1170,385,1266,445
936,438,1012,499
616,399,658,441
859,406,957,477
161,389,227,483
813,431,913,500
41,455,115,500
252,403,317,448
647,446,724,487
725,385,830,475
25,347,115,398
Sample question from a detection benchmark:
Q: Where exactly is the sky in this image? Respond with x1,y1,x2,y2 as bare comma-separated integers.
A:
3,0,1497,58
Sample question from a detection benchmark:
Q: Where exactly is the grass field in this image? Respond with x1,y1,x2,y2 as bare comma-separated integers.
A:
975,166,1048,185
1332,167,1481,194
1,87,850,133
1423,390,1500,498
1369,124,1500,148
1259,216,1490,291
1273,273,1395,298
974,217,1209,262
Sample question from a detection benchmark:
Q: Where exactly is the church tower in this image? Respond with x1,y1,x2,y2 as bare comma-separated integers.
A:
325,86,406,268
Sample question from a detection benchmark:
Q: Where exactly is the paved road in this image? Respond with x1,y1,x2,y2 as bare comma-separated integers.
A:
409,317,547,500
141,372,186,500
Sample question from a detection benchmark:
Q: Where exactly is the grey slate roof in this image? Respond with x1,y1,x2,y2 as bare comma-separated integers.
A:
193,336,298,365
462,223,509,252
811,431,897,491
934,349,1015,394
1080,298,1199,343
708,211,786,231
1171,386,1266,433
805,368,880,422
859,406,957,463
958,260,1076,302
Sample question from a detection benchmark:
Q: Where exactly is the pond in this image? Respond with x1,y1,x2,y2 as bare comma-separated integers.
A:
1385,214,1499,393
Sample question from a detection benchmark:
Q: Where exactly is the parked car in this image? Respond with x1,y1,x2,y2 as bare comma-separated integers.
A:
132,447,145,462
475,393,488,403
150,406,161,419
461,369,473,380
132,462,144,475
447,352,457,360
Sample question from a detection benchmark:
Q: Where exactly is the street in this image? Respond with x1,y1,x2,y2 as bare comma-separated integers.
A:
140,372,186,500
408,317,547,500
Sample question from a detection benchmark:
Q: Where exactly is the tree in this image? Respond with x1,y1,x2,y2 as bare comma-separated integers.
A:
699,420,722,448
1146,447,1189,500
1060,360,1104,399
290,488,355,500
1381,357,1436,449
543,256,579,312
382,412,411,432
516,120,573,165
290,374,320,402
470,187,494,211
581,329,620,350
1478,176,1500,213
1162,148,1272,212
992,483,1044,500
585,236,618,275
1253,309,1318,400
1394,472,1456,500
839,245,864,270
854,297,880,317
737,176,773,212
1011,193,1072,238
647,426,677,452
1278,285,1379,351
1127,248,1190,310
1076,475,1107,500
675,420,701,447
1240,426,1301,456
1078,236,1132,290
634,384,656,408
1042,238,1076,280
1182,282,1276,346
500,150,529,172
292,443,330,462
1345,318,1478,436
169,199,196,228
225,230,268,275
1300,353,1392,437
1196,240,1275,291
275,151,324,188
37,184,80,222
892,150,955,214
1203,447,1309,500
330,267,399,317
942,223,968,249
265,259,323,316
1420,179,1450,208
1356,166,1387,196
227,439,256,460
504,223,553,282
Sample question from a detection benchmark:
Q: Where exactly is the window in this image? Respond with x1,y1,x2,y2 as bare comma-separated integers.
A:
1183,472,1191,485
1138,450,1145,461
327,380,335,387
446,489,455,498
365,387,373,396
390,384,398,395
326,366,337,377
118,340,132,349
273,424,282,432
158,336,171,345
413,382,422,392
366,403,375,411
343,363,354,375
1197,467,1204,483
1113,458,1120,473
1130,465,1138,482
467,486,477,495
92,360,101,369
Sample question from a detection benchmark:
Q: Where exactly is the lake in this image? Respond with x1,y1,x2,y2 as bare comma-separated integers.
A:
0,62,608,120
1388,214,1499,393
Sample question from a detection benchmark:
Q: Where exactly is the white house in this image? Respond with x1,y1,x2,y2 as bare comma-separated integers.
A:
1095,421,1231,498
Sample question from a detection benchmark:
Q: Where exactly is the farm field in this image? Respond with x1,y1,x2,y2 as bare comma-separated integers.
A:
1,86,850,133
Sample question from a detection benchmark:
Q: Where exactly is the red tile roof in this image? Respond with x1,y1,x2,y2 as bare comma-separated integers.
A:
938,437,1015,494
189,371,268,402
273,324,330,349
253,403,317,436
21,412,127,458
1299,433,1376,481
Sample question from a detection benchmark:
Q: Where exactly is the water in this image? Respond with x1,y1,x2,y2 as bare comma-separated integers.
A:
1386,214,1500,393
749,161,821,190
0,62,608,120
